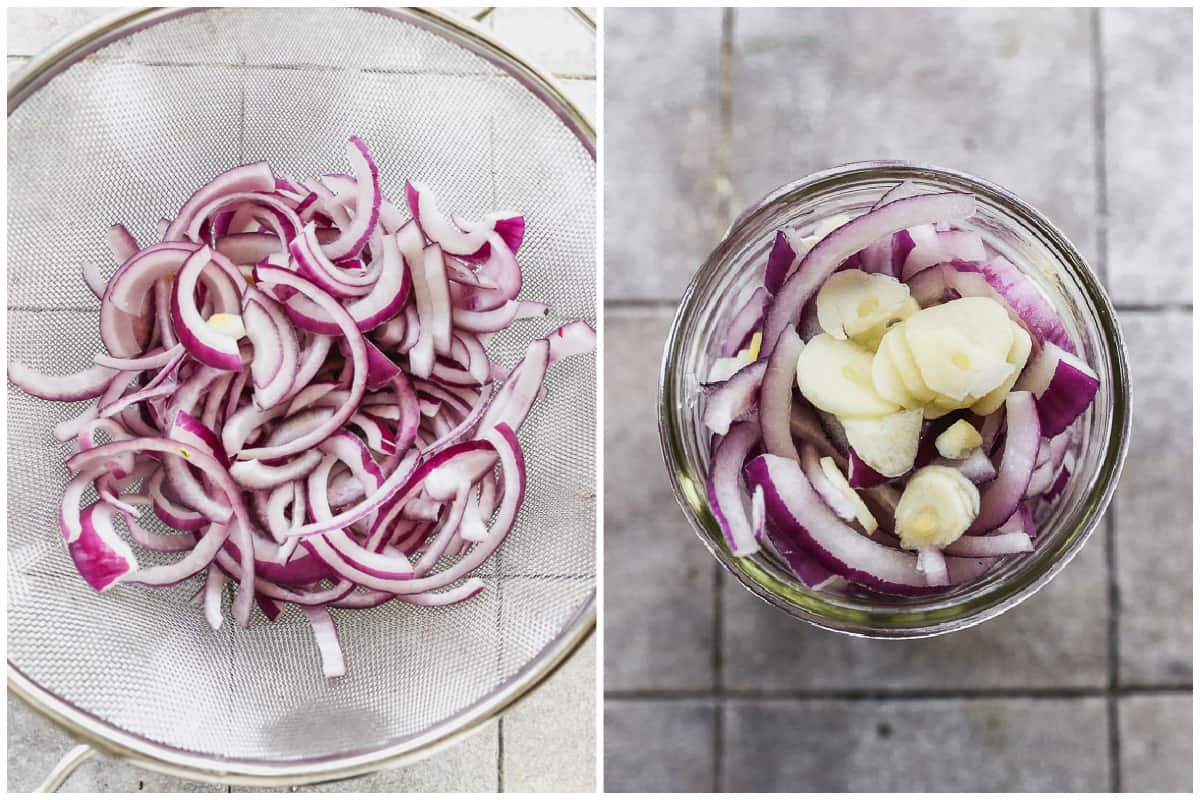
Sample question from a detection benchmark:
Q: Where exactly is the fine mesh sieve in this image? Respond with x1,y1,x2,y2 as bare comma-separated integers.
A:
7,7,595,786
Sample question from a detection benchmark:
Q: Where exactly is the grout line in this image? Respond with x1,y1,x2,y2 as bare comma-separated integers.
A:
1106,504,1123,792
497,718,505,792
715,8,737,228
1092,10,1120,793
605,685,1191,702
1090,7,1110,287
711,566,725,792
1112,303,1192,313
710,14,736,790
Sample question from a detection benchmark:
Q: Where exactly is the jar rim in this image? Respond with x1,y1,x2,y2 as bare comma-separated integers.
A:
657,161,1132,637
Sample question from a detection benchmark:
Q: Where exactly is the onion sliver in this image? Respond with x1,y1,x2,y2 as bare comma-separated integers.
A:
760,192,975,357
969,391,1040,534
706,422,762,557
245,266,367,460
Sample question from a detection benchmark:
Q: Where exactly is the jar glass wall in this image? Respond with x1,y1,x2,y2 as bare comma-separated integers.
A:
658,161,1131,638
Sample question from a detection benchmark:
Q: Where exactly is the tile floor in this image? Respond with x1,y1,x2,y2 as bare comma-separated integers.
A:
603,7,1191,793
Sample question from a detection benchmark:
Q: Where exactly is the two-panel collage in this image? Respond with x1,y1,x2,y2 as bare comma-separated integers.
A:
2,4,1192,796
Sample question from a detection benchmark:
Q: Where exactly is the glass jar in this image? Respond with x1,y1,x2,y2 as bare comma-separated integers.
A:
658,161,1131,638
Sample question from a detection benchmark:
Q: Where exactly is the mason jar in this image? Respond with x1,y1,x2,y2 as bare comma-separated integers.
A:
658,161,1131,637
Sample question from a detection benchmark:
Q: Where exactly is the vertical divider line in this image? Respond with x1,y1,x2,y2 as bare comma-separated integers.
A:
1091,7,1121,793
1090,8,1110,287
712,8,737,793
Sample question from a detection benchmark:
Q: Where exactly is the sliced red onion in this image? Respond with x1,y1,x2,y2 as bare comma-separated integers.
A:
764,229,798,294
706,422,762,557
1015,342,1099,438
761,192,975,357
7,361,119,402
745,453,935,595
171,247,245,370
847,450,889,489
969,392,1040,534
65,502,138,592
123,523,232,586
318,137,380,262
447,232,522,312
452,211,526,256
979,256,1075,353
423,245,452,354
701,360,768,437
290,222,377,298
758,329,804,462
943,531,1033,557
244,267,366,459
300,605,346,678
164,161,276,242
81,262,108,299
405,180,492,258
936,447,998,485
800,444,859,523
720,287,770,357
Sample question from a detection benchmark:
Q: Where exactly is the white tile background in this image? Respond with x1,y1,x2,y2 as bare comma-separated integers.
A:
6,6,596,793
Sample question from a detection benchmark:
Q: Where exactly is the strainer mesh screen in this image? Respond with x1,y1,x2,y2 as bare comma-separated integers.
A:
7,8,595,765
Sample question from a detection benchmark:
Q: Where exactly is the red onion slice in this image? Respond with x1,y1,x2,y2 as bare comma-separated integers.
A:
761,192,975,357
969,392,1040,534
1015,342,1099,438
706,422,762,557
170,247,245,370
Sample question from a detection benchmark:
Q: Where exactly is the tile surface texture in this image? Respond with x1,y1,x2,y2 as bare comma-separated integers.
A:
602,7,1192,793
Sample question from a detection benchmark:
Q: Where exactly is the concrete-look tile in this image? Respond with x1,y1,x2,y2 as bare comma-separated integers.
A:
487,7,595,77
723,536,1108,691
1115,311,1193,684
604,700,716,792
6,694,222,792
1102,8,1193,303
1118,693,1192,792
723,697,1109,792
8,55,30,76
604,311,716,691
7,7,127,56
730,8,1099,269
604,8,727,301
561,78,597,125
250,723,499,793
503,636,597,792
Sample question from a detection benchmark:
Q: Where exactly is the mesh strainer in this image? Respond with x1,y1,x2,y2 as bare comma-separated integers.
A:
7,7,595,787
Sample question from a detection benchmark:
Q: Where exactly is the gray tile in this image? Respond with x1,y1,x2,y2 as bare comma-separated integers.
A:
730,8,1099,270
487,7,596,77
502,636,597,792
1118,693,1192,792
1102,8,1193,303
6,693,222,792
561,78,597,126
6,7,127,56
723,537,1107,691
723,697,1109,792
604,8,727,301
604,310,717,691
603,700,716,792
8,55,30,77
249,723,499,792
1115,311,1193,684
